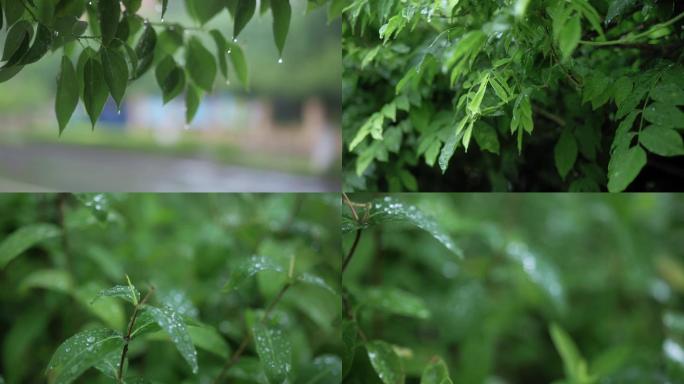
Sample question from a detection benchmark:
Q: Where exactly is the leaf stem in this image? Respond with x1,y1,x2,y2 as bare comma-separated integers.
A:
213,283,292,383
342,229,362,273
117,287,155,383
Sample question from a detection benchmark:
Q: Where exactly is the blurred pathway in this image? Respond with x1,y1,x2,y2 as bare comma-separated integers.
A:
0,143,338,192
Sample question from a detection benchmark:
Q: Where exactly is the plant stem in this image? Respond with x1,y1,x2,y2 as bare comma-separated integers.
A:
342,229,362,273
580,12,684,46
213,283,292,384
117,287,155,383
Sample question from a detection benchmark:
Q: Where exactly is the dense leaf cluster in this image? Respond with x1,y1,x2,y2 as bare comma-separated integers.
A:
0,194,341,384
342,193,684,383
342,0,684,191
0,0,342,133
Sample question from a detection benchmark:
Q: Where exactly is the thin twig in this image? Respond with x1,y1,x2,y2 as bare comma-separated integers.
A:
342,229,362,273
117,287,155,382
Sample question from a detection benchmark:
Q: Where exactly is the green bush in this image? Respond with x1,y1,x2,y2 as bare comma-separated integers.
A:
0,193,341,384
342,0,684,191
343,193,684,383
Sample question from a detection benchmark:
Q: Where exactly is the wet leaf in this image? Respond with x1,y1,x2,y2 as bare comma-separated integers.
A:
55,56,79,134
145,305,199,373
366,341,404,384
421,356,453,384
90,285,140,305
364,286,430,319
252,322,292,384
506,242,565,311
234,0,256,39
224,255,284,291
46,328,124,384
271,0,291,57
186,37,217,92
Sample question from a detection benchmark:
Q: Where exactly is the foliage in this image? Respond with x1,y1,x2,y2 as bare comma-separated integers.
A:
0,0,342,133
342,193,684,383
0,193,341,384
342,0,684,191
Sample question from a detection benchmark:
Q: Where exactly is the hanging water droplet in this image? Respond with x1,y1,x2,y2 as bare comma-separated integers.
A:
54,31,59,37
278,58,283,64
227,49,232,54
161,18,165,23
232,37,238,43
88,1,92,5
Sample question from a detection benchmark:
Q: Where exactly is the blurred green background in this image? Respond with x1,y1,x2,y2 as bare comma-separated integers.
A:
344,193,684,383
0,0,341,191
0,193,341,384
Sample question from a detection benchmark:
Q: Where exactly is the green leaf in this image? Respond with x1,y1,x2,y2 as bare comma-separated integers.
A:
82,57,109,128
234,0,256,39
227,41,249,89
210,30,229,78
558,14,581,60
639,126,684,157
342,320,357,378
46,328,124,384
187,325,231,359
612,76,633,108
607,146,647,192
473,121,500,154
359,196,463,258
651,83,684,106
101,47,129,109
145,305,199,374
19,269,73,294
549,323,592,382
506,242,565,311
421,357,453,384
0,224,61,269
554,128,578,180
224,255,284,291
155,56,185,104
605,0,637,24
438,116,468,173
364,286,430,319
643,102,684,129
271,0,291,58
90,285,141,305
133,24,157,79
98,0,120,46
296,272,339,295
185,83,202,124
366,340,405,384
467,73,489,116
2,20,32,62
186,37,217,92
161,0,169,19
55,56,79,134
252,322,292,384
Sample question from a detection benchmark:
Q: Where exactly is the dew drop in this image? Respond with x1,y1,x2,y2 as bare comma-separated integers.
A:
161,18,165,23
88,1,92,5
117,109,121,115
227,49,232,54
278,58,283,64
232,37,238,43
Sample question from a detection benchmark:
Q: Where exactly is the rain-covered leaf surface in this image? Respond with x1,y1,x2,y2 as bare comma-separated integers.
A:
366,340,404,384
343,196,462,258
46,328,123,384
505,242,566,312
145,305,198,373
362,286,430,319
252,322,293,384
224,255,285,291
91,285,140,305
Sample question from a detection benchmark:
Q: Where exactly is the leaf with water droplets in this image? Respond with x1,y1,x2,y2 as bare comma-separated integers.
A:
93,349,121,379
146,305,198,373
75,193,112,223
224,255,285,291
506,242,565,312
90,285,140,305
366,340,405,384
298,355,342,384
46,328,124,384
271,0,291,57
345,197,462,258
421,356,453,384
252,322,292,384
296,272,338,295
363,286,430,319
0,223,61,269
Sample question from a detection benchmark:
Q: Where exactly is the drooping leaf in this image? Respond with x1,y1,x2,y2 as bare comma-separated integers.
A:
145,305,199,374
227,41,249,88
82,57,109,128
366,341,405,384
233,0,256,39
0,224,61,269
558,14,581,60
210,29,229,78
2,20,32,62
101,47,129,109
186,37,217,92
271,0,291,57
224,255,284,291
98,0,120,46
187,325,231,359
155,56,185,104
133,24,157,79
46,328,124,384
185,83,201,124
55,56,79,134
252,322,293,384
